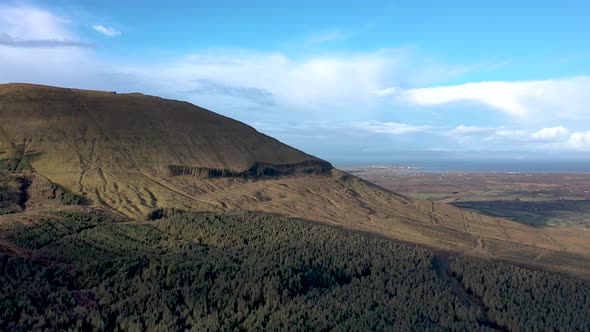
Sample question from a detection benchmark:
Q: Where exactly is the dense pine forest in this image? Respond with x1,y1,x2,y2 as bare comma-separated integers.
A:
1,211,589,331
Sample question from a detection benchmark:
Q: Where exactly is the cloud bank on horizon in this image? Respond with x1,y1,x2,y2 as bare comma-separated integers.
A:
1,1,589,162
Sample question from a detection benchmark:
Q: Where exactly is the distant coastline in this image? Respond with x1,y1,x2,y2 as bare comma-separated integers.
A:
337,160,590,173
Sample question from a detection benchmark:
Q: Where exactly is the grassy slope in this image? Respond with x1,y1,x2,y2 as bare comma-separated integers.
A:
0,83,324,217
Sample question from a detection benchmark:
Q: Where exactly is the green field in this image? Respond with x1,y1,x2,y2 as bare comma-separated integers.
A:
346,167,590,228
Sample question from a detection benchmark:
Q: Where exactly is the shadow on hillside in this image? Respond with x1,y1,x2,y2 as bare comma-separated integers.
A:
0,147,44,172
453,199,590,228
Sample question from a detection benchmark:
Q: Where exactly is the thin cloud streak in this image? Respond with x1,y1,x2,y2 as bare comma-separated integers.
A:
353,121,432,135
451,125,497,136
0,33,92,48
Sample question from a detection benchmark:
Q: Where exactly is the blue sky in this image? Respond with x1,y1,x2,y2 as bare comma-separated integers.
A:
1,1,590,164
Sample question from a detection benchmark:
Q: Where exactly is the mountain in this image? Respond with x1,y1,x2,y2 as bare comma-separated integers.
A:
0,83,330,215
1,83,590,280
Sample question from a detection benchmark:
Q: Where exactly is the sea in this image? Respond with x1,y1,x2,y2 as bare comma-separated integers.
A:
334,159,590,173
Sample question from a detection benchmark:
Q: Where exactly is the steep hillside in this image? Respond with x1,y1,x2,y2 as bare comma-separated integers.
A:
0,83,322,171
1,83,590,279
0,83,330,216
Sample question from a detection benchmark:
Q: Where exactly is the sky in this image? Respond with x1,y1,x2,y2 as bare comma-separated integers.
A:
1,1,590,165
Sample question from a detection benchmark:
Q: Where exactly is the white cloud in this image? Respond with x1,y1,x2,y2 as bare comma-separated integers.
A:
352,121,431,135
0,4,73,40
93,25,121,37
403,81,529,117
0,4,474,116
0,4,90,48
567,132,590,150
531,126,569,141
475,126,590,152
0,4,404,111
493,129,527,137
128,45,479,114
451,125,496,136
484,129,528,141
127,48,411,113
0,4,98,85
390,77,590,121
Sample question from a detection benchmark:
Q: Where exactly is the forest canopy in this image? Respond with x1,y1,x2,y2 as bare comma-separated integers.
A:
1,211,589,331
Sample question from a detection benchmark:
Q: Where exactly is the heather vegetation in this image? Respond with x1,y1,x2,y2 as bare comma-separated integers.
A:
0,173,21,215
0,172,82,217
1,211,589,331
0,146,35,172
0,185,17,215
51,184,83,206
